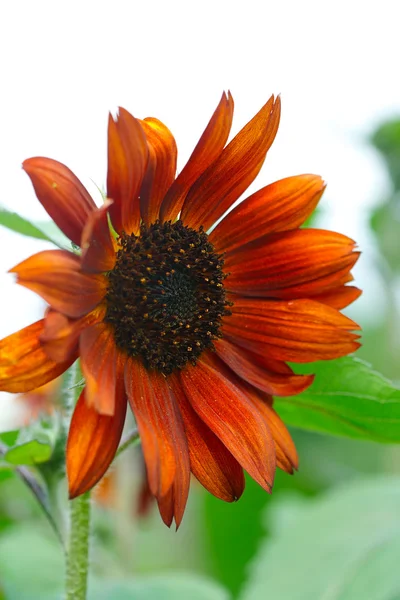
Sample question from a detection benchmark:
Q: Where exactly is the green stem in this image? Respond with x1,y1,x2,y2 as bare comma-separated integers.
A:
65,492,91,600
116,427,140,458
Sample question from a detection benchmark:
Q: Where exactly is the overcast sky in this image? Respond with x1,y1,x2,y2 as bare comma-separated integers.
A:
0,0,397,343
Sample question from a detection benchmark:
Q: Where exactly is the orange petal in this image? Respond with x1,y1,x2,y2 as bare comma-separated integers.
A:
214,338,314,396
160,92,234,223
179,359,276,493
201,352,298,473
81,201,117,273
225,229,360,298
210,174,325,253
0,320,76,393
107,108,149,235
80,323,122,416
10,250,107,318
157,426,191,529
136,467,154,518
125,359,190,509
240,382,298,473
67,387,127,498
181,96,281,231
257,403,298,473
139,118,177,225
170,373,245,502
40,306,106,363
223,298,361,362
23,157,96,247
312,285,362,310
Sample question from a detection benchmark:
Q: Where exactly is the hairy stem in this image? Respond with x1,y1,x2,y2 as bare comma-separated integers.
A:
65,492,91,600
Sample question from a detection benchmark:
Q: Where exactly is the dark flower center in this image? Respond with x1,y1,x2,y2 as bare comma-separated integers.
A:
105,220,231,374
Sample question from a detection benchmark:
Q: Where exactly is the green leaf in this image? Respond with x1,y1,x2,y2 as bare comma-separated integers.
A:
4,438,53,465
89,575,230,600
242,476,400,600
3,418,58,466
0,430,19,447
0,206,70,248
274,357,400,443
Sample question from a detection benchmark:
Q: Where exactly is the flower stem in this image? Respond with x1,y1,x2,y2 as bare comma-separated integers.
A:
65,491,91,600
65,361,91,600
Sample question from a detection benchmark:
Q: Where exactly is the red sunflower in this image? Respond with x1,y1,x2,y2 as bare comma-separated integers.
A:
0,93,361,527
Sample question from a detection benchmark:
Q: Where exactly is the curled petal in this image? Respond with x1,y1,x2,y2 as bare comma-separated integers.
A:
139,118,177,225
80,323,122,416
40,306,105,362
23,157,96,246
107,108,149,234
81,201,117,273
125,360,190,519
223,298,361,362
210,174,325,253
181,96,281,231
214,338,314,396
225,229,360,298
67,388,127,498
170,374,245,502
312,285,362,310
0,320,76,393
180,359,276,493
160,92,234,222
10,250,107,318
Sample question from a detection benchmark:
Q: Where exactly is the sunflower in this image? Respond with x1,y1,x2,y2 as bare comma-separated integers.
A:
0,93,361,527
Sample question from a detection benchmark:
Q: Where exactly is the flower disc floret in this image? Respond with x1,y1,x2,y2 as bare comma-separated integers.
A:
105,220,231,374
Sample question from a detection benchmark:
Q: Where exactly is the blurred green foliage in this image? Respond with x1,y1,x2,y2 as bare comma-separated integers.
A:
242,476,400,600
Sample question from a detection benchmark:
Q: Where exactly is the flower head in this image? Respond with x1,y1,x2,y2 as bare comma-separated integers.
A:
0,93,361,527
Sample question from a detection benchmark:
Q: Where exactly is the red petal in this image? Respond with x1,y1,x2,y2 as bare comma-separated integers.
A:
160,92,234,223
0,320,76,393
139,118,177,225
225,229,359,298
81,201,117,273
125,360,190,513
181,96,281,231
10,250,107,318
312,285,362,310
170,374,245,502
179,359,276,493
223,298,361,362
214,338,314,396
23,158,96,247
210,174,325,253
67,387,127,498
80,323,122,416
107,108,149,234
